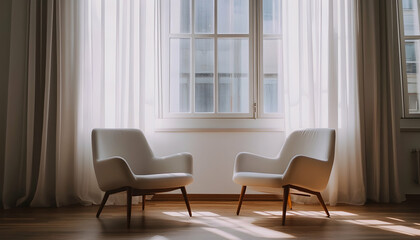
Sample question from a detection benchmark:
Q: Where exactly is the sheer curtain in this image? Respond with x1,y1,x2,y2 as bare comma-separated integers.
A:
53,0,146,205
1,0,146,208
282,0,366,205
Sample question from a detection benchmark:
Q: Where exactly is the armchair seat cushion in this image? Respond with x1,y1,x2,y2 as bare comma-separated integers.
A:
132,173,193,190
233,172,285,188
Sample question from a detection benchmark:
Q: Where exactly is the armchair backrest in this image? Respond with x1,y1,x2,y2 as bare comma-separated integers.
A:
278,128,336,173
92,128,154,174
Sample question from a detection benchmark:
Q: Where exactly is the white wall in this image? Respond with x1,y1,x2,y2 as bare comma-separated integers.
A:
144,125,420,196
146,131,285,194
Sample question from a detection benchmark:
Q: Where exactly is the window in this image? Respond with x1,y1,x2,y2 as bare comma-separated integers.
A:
159,0,283,122
400,0,420,116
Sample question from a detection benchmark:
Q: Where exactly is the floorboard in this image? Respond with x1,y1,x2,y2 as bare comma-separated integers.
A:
1,200,420,239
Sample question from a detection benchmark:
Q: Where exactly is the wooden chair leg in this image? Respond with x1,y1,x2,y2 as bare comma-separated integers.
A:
180,187,192,217
287,193,292,210
282,185,290,225
236,186,247,215
315,192,330,217
127,188,132,228
96,192,110,218
142,195,145,211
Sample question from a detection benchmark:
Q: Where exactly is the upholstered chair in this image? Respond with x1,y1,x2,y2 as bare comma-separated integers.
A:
92,128,193,227
233,128,336,225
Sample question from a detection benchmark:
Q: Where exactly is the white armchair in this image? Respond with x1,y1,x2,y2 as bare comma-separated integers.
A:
233,128,336,225
92,128,193,227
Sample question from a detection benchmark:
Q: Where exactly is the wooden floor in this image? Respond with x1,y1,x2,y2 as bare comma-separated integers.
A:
1,200,420,239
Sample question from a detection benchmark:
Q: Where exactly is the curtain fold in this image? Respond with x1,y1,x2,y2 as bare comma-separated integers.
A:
356,0,403,203
58,0,146,205
2,0,57,208
282,0,366,205
1,0,146,208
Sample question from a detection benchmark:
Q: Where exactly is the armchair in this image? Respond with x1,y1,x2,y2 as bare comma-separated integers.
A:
233,128,336,225
91,128,193,227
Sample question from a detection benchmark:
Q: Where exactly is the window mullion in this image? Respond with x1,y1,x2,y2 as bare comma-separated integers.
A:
191,0,195,113
215,0,219,113
257,0,262,119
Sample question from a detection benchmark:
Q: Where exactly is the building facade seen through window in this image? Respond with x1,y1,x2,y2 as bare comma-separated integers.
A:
401,0,420,114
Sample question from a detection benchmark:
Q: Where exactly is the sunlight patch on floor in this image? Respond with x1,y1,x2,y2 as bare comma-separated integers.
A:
386,217,405,222
162,212,190,217
149,236,169,240
254,211,286,216
379,225,420,236
202,227,242,240
345,220,392,225
162,210,420,238
253,210,356,217
329,211,357,216
193,212,220,217
219,217,294,238
161,211,295,239
343,219,420,236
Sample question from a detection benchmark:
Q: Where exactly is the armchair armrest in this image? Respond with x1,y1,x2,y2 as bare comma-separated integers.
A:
150,153,193,174
94,156,135,191
283,155,331,192
234,152,280,174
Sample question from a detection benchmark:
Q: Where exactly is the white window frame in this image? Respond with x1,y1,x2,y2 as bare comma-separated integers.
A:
399,0,420,118
156,0,284,131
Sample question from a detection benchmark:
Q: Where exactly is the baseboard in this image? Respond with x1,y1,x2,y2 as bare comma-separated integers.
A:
405,194,420,201
151,194,281,201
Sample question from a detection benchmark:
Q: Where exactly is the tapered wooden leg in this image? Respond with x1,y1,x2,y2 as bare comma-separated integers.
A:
236,186,247,215
287,193,292,210
127,188,132,228
315,192,330,217
96,192,110,218
282,185,290,225
142,195,145,211
180,187,192,217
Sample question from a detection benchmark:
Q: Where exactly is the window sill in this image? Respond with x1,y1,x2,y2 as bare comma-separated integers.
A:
153,118,284,132
400,118,420,131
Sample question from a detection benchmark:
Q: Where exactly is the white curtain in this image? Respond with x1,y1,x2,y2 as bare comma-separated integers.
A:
47,0,147,206
1,0,146,208
282,0,366,205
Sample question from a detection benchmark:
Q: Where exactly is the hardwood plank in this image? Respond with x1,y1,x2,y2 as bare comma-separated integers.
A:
1,201,420,239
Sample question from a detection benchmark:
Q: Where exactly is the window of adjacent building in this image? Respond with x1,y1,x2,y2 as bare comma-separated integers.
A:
400,0,420,115
160,0,283,119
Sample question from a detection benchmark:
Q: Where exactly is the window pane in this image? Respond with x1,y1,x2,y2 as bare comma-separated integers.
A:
217,0,249,34
218,39,249,113
402,0,420,35
195,39,214,112
170,0,191,34
263,39,283,113
170,38,191,112
263,0,282,34
405,40,420,114
195,0,214,34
